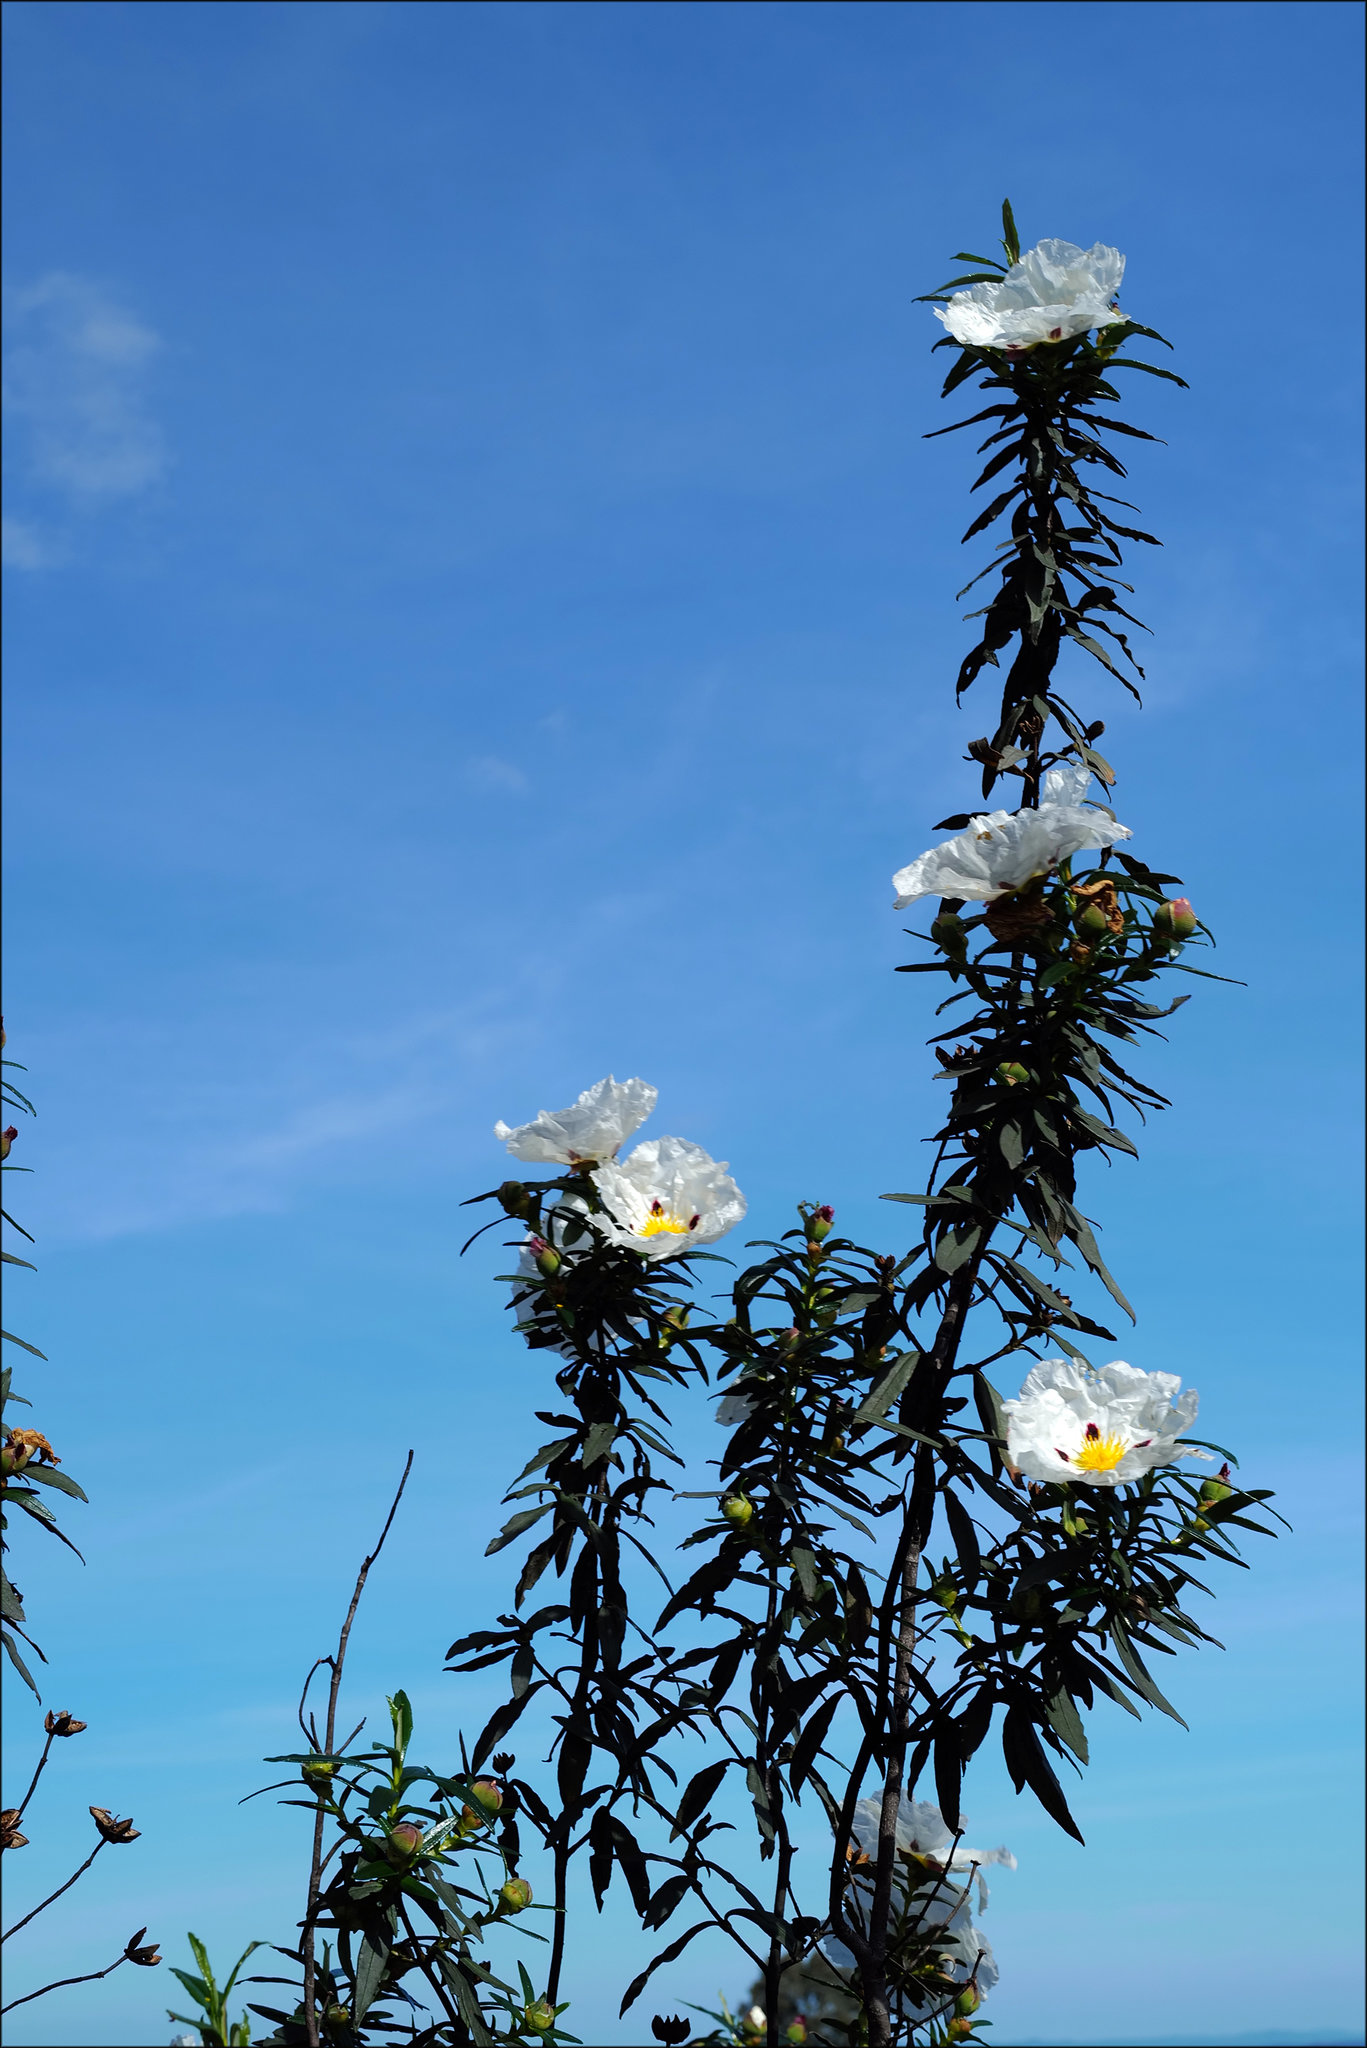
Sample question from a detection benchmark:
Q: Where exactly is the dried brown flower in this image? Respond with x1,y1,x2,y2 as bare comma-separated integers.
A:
45,1709,88,1737
124,1927,161,1966
89,1806,141,1844
1,1807,30,1850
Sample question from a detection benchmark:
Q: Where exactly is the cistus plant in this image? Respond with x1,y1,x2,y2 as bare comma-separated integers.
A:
247,206,1277,2048
439,205,1278,2048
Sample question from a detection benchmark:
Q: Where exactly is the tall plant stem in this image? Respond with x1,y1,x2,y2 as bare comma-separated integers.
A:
300,1450,413,2048
860,1252,987,2048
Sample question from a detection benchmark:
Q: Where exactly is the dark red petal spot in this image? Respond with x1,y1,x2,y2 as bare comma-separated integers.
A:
1135,1438,1151,1448
1084,1422,1101,1440
650,1199,664,1215
1056,1449,1071,1462
688,1214,700,1230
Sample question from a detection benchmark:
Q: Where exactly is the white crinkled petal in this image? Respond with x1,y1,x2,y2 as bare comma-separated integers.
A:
591,1135,746,1261
935,240,1125,351
495,1075,658,1164
893,793,1130,909
1004,1357,1206,1486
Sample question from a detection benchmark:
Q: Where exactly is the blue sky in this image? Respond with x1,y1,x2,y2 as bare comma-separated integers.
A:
2,3,1362,2044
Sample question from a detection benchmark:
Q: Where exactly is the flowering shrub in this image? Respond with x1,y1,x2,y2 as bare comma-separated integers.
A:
246,202,1277,2048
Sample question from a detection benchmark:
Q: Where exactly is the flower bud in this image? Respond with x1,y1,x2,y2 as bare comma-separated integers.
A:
809,1205,835,1242
948,2020,975,2041
523,1997,556,2035
932,912,968,957
533,1241,561,1279
786,2021,809,2045
955,1985,980,2016
721,1494,753,1528
1153,897,1197,944
996,1061,1029,1087
302,1757,337,1789
498,1180,533,1217
499,1876,533,1912
1074,900,1110,937
0,1126,17,1161
324,2005,351,2027
1198,1464,1233,1507
386,1820,426,1860
468,1778,503,1817
45,1710,88,1738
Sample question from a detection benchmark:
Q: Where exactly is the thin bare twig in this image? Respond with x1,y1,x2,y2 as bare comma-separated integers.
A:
1,1841,104,1943
11,1727,56,1826
0,1944,133,2014
300,1451,414,2048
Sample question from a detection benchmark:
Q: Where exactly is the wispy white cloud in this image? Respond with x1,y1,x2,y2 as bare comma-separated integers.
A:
2,271,167,560
1,513,53,568
465,753,529,793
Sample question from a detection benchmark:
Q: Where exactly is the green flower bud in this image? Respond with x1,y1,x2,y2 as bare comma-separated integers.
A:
301,1758,337,1789
721,1494,753,1528
955,1985,980,2017
808,1204,835,1241
462,1778,503,1822
932,911,968,957
996,1061,1030,1087
500,1876,533,1912
1074,900,1110,937
1152,896,1198,945
523,1997,556,2035
386,1820,425,1861
498,1180,533,1217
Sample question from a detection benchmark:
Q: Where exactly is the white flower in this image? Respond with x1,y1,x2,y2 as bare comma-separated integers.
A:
591,1135,746,1261
825,1796,1014,1996
1003,1356,1212,1488
495,1075,657,1165
936,239,1126,352
892,763,1131,909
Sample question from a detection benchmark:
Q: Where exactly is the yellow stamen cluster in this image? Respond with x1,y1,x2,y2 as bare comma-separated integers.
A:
1072,1429,1129,1473
637,1199,695,1239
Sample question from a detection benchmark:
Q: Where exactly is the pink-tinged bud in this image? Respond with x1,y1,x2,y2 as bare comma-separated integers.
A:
786,2021,809,2045
809,1205,835,1242
954,1986,981,2017
499,1876,533,1912
0,1126,17,1161
721,1494,753,1528
1198,1469,1233,1506
468,1778,503,1817
534,1243,561,1279
386,1820,425,1860
1153,897,1198,944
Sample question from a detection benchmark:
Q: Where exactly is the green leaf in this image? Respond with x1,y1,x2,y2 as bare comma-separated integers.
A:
1045,1688,1089,1764
935,1224,982,1274
1109,1617,1188,1725
672,1757,731,1838
22,1464,88,1502
354,1926,391,2022
580,1420,617,1470
790,1547,820,1603
1000,197,1021,266
852,1351,921,1427
485,1503,551,1556
1,1330,47,1359
2,1625,42,1694
1001,1705,1084,1842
